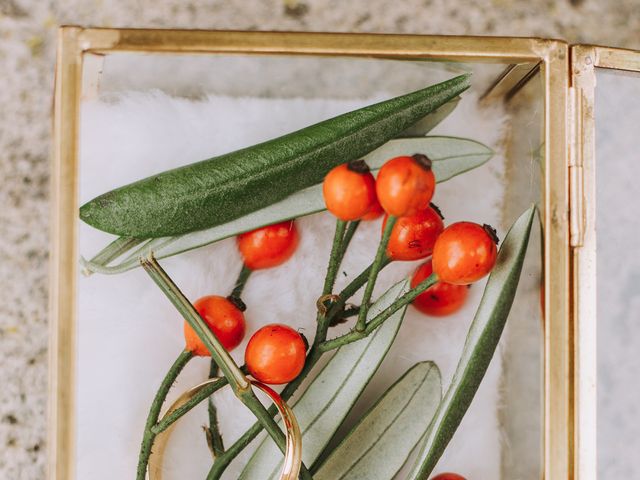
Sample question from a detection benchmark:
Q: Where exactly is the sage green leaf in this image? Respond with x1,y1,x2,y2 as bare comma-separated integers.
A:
82,136,493,275
314,362,442,480
79,75,470,238
407,206,537,479
239,279,410,480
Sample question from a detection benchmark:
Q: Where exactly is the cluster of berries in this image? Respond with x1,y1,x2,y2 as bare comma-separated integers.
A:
183,220,305,385
322,154,498,317
184,154,498,400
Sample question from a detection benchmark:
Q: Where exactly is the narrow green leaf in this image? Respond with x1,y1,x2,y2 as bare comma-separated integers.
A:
398,96,459,137
80,75,470,238
239,279,410,480
82,136,493,275
407,206,537,479
314,362,442,480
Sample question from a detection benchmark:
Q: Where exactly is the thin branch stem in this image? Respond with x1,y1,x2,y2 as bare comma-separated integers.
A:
140,254,249,393
207,255,396,478
141,254,311,479
206,361,225,458
339,220,360,259
355,215,396,331
230,264,252,299
151,376,228,434
320,273,438,352
322,219,347,296
206,347,323,480
136,349,193,480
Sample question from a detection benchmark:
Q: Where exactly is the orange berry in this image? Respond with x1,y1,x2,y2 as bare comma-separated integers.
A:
431,474,467,480
411,260,469,316
184,295,246,355
245,324,306,385
383,204,444,261
237,221,299,270
375,154,436,217
322,160,377,221
361,195,384,221
432,222,498,285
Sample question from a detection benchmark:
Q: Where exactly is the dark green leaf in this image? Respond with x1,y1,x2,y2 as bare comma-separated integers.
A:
79,75,470,238
82,136,493,275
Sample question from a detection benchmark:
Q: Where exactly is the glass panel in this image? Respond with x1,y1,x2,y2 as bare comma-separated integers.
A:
595,67,640,478
76,50,543,479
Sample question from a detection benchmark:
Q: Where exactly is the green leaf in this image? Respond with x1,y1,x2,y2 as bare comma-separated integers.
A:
239,279,411,480
406,206,537,479
313,362,442,480
82,136,493,275
398,96,459,137
79,75,470,238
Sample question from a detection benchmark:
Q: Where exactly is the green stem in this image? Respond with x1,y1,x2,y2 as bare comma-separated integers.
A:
230,264,252,299
141,254,311,478
207,361,225,458
136,349,193,480
140,254,249,393
320,273,438,352
237,388,314,480
207,347,323,480
340,305,361,319
355,216,396,331
151,376,228,435
322,220,347,295
339,220,360,260
206,257,395,477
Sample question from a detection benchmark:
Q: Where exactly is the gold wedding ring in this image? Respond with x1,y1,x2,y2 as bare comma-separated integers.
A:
148,379,302,480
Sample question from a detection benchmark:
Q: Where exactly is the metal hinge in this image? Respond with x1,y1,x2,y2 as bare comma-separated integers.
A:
568,85,585,247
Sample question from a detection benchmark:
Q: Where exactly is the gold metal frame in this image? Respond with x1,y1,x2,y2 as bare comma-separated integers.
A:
570,45,640,480
51,28,573,479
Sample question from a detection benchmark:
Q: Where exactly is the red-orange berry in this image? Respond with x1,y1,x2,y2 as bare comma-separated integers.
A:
322,160,377,221
361,195,384,221
184,295,246,355
245,324,307,385
432,222,499,285
237,221,299,270
375,154,436,217
431,474,467,480
383,204,444,261
411,260,469,316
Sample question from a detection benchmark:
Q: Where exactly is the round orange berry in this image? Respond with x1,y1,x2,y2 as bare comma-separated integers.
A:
432,222,498,285
375,154,436,217
411,260,469,316
361,195,384,221
184,295,246,355
383,204,444,261
237,221,299,270
245,324,307,385
431,474,467,480
322,160,377,221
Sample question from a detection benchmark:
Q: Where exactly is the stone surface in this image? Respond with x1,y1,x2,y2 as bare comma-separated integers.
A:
0,0,639,478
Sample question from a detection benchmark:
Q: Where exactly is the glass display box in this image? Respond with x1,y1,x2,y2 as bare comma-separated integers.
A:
49,28,640,479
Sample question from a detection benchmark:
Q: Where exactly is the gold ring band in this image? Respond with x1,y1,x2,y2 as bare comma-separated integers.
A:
147,378,302,480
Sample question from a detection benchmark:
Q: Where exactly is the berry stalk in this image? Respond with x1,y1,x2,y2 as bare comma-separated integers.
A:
355,215,397,331
136,349,193,480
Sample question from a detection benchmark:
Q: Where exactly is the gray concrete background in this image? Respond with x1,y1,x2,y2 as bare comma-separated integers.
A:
1,0,639,478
